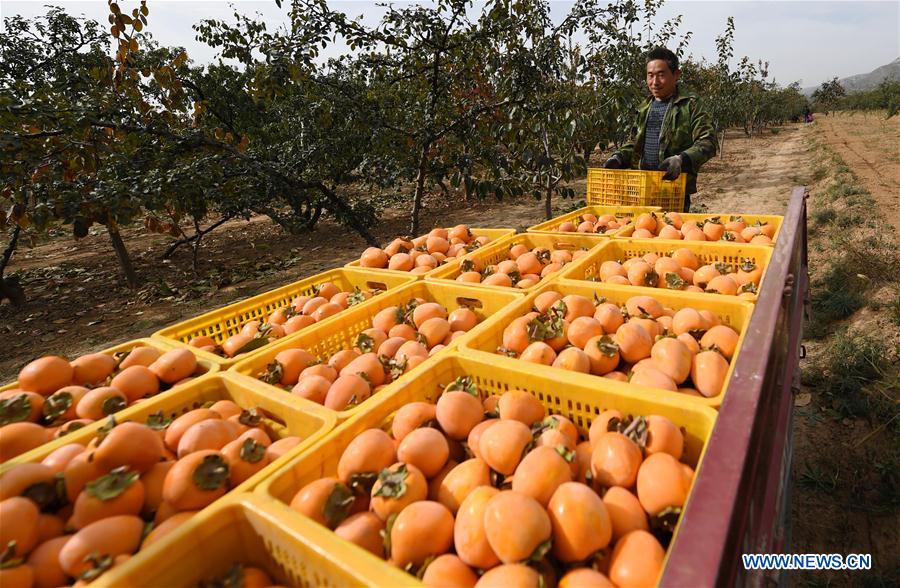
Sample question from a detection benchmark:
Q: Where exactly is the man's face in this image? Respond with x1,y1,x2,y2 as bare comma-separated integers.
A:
646,59,680,100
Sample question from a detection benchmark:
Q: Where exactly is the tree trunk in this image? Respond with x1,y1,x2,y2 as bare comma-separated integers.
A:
106,224,138,289
544,179,553,220
719,130,727,159
306,204,322,230
190,219,202,275
0,224,20,279
0,225,25,306
410,142,431,236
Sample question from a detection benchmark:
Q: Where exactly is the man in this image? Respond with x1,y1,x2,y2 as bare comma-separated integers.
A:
603,47,717,212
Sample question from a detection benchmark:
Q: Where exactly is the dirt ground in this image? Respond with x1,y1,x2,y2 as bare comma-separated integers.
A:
2,112,898,584
817,113,900,235
696,113,900,587
0,197,551,379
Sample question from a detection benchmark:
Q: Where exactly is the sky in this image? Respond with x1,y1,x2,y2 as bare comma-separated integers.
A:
2,0,898,88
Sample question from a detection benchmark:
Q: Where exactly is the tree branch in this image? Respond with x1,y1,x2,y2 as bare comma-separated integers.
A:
162,215,232,259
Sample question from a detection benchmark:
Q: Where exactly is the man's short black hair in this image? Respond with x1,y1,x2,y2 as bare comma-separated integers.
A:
646,47,679,73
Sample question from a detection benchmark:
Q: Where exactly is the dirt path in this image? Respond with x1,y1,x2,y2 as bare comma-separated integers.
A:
817,112,900,235
693,123,814,213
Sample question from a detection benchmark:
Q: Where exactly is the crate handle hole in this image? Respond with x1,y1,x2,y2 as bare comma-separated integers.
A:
366,281,389,291
456,297,484,309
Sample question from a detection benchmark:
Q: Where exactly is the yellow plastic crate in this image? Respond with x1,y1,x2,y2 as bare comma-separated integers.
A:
92,494,405,588
1,372,334,481
456,280,754,408
560,239,773,301
616,212,784,245
527,205,661,236
587,168,686,211
255,352,718,587
152,268,416,369
230,281,524,421
344,228,516,279
425,233,606,293
0,338,218,468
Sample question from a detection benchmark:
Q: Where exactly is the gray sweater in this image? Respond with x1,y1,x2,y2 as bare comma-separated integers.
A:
641,97,671,170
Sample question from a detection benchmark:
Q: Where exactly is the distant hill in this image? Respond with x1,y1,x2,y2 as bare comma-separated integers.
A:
804,57,900,95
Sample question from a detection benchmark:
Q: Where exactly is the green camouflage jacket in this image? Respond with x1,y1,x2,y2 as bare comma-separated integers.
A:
614,86,718,195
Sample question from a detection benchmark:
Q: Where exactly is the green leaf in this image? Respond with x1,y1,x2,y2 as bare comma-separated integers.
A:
665,272,686,290
348,471,378,496
235,335,271,357
238,408,262,427
496,346,518,358
191,454,230,490
526,315,555,342
78,553,114,581
381,513,398,560
374,464,409,498
555,445,575,462
86,467,139,501
0,542,24,568
596,335,619,358
261,360,285,385
347,288,367,307
101,395,127,416
0,394,33,426
145,410,172,431
527,538,553,562
714,262,732,275
58,420,89,437
323,483,355,528
444,375,477,396
239,438,266,463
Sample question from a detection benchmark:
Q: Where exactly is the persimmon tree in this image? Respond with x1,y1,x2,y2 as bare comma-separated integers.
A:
301,0,530,234
812,78,846,116
1,4,145,291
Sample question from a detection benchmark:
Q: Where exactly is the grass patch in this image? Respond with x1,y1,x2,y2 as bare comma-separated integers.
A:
803,329,892,419
811,165,828,183
797,460,839,495
812,207,837,225
888,292,900,326
807,259,867,337
835,212,858,229
830,230,900,281
828,179,866,201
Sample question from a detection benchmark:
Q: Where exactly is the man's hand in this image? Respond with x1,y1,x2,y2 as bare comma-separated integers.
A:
659,155,682,180
602,154,623,169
